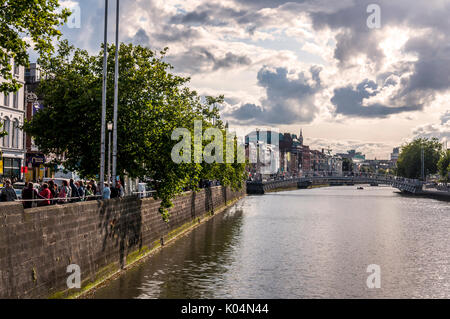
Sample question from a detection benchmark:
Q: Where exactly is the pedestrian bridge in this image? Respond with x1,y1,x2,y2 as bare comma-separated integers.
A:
246,175,424,195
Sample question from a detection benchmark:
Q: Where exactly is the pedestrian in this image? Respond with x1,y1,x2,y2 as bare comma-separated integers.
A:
77,181,85,201
110,183,118,198
22,182,39,209
48,180,58,205
85,184,94,200
89,180,98,196
102,182,111,199
58,180,71,203
0,179,17,202
111,181,124,198
38,183,52,206
118,181,124,197
70,179,80,202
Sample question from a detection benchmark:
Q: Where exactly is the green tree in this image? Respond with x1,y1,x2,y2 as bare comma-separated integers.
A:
24,40,246,221
437,149,450,182
342,158,353,173
396,138,442,179
0,0,70,93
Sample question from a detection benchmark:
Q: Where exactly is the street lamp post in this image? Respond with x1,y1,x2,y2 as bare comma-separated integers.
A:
99,0,108,192
421,146,425,181
107,122,113,186
112,0,120,187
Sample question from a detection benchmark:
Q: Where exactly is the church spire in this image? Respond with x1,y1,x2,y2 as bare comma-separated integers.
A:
299,128,303,146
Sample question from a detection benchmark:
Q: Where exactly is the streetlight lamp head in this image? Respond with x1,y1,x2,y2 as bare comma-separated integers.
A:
107,122,113,131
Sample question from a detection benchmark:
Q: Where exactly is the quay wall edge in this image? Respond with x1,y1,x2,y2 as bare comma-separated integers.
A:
0,186,246,299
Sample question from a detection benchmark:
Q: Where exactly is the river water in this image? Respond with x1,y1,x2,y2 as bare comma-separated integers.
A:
91,186,450,299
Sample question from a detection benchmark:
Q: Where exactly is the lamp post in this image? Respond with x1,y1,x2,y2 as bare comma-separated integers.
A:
112,0,120,187
421,146,425,181
99,0,108,192
107,121,113,186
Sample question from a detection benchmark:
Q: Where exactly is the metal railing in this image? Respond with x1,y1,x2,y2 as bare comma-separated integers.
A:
132,190,157,198
15,195,103,208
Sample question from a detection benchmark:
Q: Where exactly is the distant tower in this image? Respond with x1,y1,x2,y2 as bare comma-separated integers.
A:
299,129,303,146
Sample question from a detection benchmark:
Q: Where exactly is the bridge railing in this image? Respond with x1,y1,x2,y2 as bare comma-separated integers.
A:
247,174,424,186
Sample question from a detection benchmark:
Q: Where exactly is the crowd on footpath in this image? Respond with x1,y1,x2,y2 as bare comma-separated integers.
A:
0,178,125,209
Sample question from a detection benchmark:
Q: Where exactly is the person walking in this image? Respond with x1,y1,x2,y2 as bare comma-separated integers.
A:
0,180,17,202
38,183,52,206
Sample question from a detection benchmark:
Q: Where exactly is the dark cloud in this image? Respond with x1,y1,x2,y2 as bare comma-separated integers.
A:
153,27,200,43
308,0,450,105
61,0,450,123
227,66,322,124
170,3,265,32
170,10,213,25
213,52,252,70
229,103,263,121
402,34,450,94
168,46,251,73
331,79,423,118
234,0,308,9
128,28,150,46
310,1,385,67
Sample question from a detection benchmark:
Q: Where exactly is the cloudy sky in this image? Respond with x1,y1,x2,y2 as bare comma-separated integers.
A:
57,0,450,159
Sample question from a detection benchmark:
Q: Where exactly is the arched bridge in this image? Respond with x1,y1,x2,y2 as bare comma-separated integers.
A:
246,175,424,195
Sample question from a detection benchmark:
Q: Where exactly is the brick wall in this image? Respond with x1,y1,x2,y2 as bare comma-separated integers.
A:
0,186,245,299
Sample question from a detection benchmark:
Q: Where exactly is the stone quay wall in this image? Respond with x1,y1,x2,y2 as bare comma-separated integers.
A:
0,186,245,299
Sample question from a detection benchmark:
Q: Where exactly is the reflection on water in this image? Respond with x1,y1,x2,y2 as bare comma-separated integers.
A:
91,186,450,299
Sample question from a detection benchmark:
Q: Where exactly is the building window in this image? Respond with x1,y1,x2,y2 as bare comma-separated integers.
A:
3,93,9,107
3,118,10,148
13,91,18,108
2,158,21,180
12,120,19,148
14,62,20,76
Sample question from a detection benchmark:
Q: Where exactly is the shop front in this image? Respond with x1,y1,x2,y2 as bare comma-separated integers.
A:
25,153,55,182
0,157,22,182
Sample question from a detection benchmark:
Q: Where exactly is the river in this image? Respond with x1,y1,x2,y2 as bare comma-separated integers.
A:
90,186,450,299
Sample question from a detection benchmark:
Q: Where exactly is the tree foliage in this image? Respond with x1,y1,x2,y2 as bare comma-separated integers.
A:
437,149,450,182
342,158,353,172
0,0,70,93
396,138,442,179
24,40,246,221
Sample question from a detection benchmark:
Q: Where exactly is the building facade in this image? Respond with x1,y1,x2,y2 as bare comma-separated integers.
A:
24,63,55,182
390,147,400,163
245,130,280,180
0,60,26,182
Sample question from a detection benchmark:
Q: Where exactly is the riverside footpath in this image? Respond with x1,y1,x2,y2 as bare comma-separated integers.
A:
0,186,245,299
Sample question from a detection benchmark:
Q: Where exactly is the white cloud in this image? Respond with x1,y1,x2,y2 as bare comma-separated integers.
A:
40,0,450,159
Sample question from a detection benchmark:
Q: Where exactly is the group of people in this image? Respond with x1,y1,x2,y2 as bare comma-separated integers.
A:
0,178,126,209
